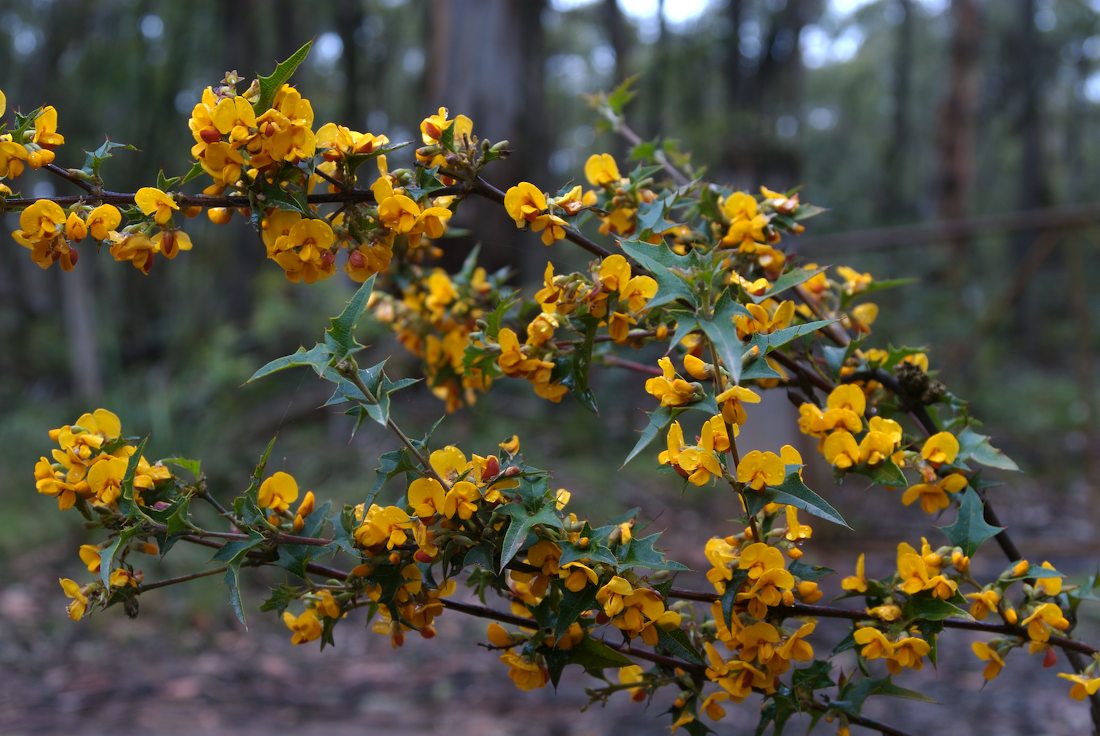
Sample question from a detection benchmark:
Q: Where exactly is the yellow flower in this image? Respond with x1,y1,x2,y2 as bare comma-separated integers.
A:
559,562,598,592
420,106,471,145
79,544,102,573
887,636,930,673
683,354,711,380
896,541,957,600
966,588,1001,620
87,455,129,506
292,490,316,532
841,553,868,593
108,232,156,273
12,199,74,270
901,473,967,515
59,578,89,621
835,266,873,295
503,181,548,227
1058,673,1100,701
658,420,723,486
823,430,860,470
598,254,631,292
597,575,634,617
777,621,816,662
85,204,122,241
251,85,316,167
867,604,902,621
1020,603,1070,645
736,450,785,491
619,665,647,702
353,504,413,550
715,385,761,426
258,471,299,513
853,627,893,660
33,105,65,150
135,187,180,227
152,228,193,260
827,384,866,416
784,506,812,542
35,456,87,510
921,432,959,466
1036,561,1062,596
282,608,322,645
584,153,621,187
499,651,549,691
968,641,1006,680
644,357,698,407
270,216,336,283
720,191,768,248
0,138,29,178
316,122,389,159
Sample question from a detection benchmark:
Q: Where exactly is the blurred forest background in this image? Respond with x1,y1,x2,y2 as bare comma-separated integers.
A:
3,0,1100,734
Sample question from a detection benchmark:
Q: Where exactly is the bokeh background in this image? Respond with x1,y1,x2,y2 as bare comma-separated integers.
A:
2,0,1099,734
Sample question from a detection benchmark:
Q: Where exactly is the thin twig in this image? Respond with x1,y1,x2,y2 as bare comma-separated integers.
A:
139,566,227,592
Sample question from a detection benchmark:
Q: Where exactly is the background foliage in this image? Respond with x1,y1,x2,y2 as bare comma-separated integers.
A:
2,1,1099,734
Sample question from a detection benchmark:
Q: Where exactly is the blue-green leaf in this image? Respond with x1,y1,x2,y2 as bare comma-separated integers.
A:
700,291,749,384
247,343,335,383
620,239,696,309
325,275,377,361
957,427,1019,472
769,472,849,528
254,40,313,113
939,488,1002,557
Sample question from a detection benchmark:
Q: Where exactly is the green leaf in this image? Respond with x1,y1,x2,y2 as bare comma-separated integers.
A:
769,472,849,528
81,138,138,180
620,239,697,309
118,438,152,521
823,337,865,376
700,290,748,384
99,527,141,589
939,488,1002,557
656,626,705,666
744,319,835,358
750,266,828,304
623,406,676,467
212,529,266,564
791,660,834,692
247,343,335,383
957,427,1019,472
902,596,968,622
325,275,377,361
605,75,638,115
495,503,563,573
618,533,689,572
178,161,206,188
832,676,935,715
788,560,834,582
564,316,599,414
635,194,678,236
162,457,201,478
570,635,635,671
555,586,598,639
254,40,313,113
213,529,266,627
868,460,907,488
369,447,416,503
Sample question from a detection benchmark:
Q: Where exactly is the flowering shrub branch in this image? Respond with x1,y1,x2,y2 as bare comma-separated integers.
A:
13,43,1100,735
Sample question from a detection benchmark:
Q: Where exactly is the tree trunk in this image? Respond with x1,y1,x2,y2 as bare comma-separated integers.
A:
428,0,543,276
935,0,982,317
877,0,914,223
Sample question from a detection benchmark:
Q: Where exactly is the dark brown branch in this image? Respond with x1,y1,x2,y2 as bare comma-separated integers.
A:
667,590,1099,656
139,566,227,592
